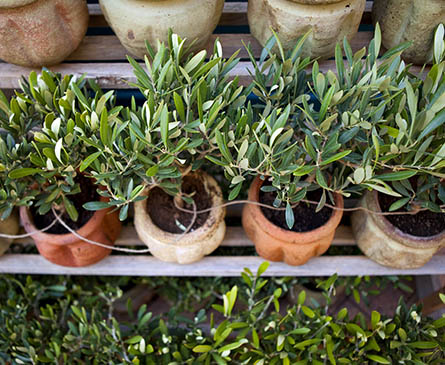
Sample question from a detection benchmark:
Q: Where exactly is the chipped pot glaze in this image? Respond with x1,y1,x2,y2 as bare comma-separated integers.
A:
352,190,445,269
20,198,121,267
0,0,89,67
242,176,344,266
99,0,224,58
248,0,365,58
373,0,445,65
134,170,226,264
0,210,20,256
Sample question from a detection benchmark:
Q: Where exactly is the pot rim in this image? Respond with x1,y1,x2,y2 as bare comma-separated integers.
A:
366,189,445,249
0,0,38,9
135,170,225,245
20,195,111,246
247,175,344,243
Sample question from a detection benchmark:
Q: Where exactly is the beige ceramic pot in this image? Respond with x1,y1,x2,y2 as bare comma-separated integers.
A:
242,176,344,266
373,0,445,65
352,190,445,269
248,0,365,58
0,210,20,256
99,0,224,58
134,171,226,264
20,199,122,267
0,0,89,67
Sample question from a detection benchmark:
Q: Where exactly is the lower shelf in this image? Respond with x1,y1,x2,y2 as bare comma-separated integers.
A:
1,254,444,277
3,225,445,276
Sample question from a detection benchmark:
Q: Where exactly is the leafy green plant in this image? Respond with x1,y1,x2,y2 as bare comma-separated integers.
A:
85,33,247,221
0,266,443,364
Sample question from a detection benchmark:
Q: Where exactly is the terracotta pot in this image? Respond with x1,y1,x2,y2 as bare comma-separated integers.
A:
352,190,445,269
0,209,20,256
99,0,224,59
0,0,89,67
373,0,445,65
242,176,344,266
248,0,365,59
134,170,226,264
20,199,121,267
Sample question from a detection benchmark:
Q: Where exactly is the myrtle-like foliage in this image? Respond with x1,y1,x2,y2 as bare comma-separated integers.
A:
0,265,443,363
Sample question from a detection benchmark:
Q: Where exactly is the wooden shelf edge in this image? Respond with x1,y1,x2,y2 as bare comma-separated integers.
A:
0,254,444,277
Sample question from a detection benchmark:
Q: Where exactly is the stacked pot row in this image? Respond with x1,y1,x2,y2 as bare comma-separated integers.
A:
4,170,443,270
1,0,444,67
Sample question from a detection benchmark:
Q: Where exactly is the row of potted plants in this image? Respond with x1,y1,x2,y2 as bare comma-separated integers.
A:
0,27,444,270
1,0,444,67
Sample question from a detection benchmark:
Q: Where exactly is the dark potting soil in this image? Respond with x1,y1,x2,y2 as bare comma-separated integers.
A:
32,174,98,234
147,175,212,234
260,188,333,232
378,193,445,237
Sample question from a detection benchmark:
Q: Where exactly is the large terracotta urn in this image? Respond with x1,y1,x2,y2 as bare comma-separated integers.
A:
373,0,445,64
99,0,225,58
0,0,89,67
248,0,366,58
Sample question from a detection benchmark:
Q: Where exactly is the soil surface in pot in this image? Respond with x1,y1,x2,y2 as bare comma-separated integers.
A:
260,188,333,232
32,174,98,234
378,193,445,237
147,175,212,234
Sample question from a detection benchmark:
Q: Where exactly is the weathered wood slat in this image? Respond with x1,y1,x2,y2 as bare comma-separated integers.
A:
15,225,356,247
0,60,425,90
0,254,444,277
68,32,375,61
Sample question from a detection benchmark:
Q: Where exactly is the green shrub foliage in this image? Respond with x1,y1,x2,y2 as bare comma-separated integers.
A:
0,265,443,364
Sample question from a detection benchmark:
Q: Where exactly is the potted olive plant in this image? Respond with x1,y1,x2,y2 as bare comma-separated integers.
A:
213,36,351,265
351,27,445,269
9,70,122,267
219,28,410,266
0,0,89,67
99,0,224,58
85,34,246,264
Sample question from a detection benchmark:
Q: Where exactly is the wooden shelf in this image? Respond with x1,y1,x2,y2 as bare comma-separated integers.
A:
0,1,443,278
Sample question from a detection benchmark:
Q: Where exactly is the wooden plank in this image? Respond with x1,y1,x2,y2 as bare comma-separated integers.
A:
0,254,444,276
68,32,374,61
0,59,425,90
15,225,356,247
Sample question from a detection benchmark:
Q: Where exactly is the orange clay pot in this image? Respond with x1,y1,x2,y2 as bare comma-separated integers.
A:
242,176,344,266
20,198,121,267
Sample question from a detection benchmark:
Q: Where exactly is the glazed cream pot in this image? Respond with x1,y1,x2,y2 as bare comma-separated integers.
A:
134,171,226,264
0,0,89,67
248,0,366,58
99,0,225,58
373,0,445,64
